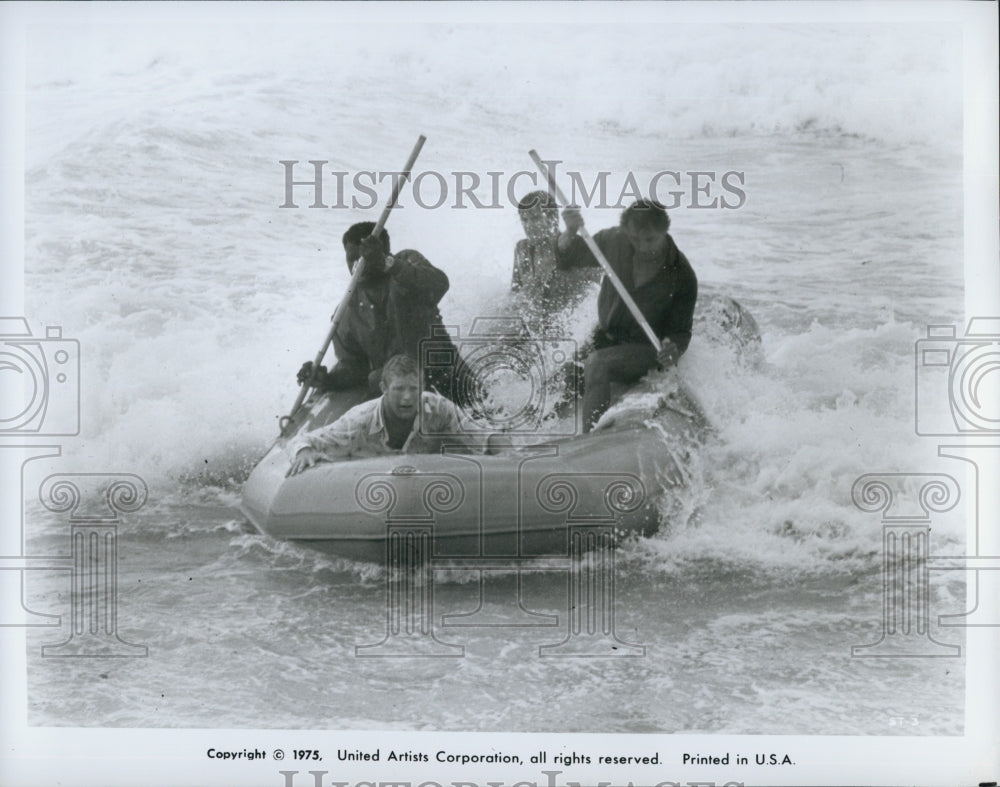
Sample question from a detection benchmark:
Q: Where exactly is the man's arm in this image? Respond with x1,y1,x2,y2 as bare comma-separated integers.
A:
387,249,450,304
555,207,603,270
326,322,370,390
657,264,698,361
556,235,598,270
285,403,369,474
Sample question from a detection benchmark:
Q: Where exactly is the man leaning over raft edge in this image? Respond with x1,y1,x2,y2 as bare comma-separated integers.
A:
287,354,502,475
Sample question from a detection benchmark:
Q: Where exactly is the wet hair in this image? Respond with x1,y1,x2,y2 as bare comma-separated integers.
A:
381,354,419,385
342,222,391,252
620,199,670,233
516,190,558,215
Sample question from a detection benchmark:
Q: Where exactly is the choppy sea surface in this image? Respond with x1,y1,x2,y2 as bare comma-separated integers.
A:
17,21,971,733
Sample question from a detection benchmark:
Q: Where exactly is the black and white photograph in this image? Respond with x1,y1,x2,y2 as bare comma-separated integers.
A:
1,2,997,786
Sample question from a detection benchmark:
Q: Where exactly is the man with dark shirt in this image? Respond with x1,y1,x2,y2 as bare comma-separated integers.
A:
556,200,698,432
297,222,474,407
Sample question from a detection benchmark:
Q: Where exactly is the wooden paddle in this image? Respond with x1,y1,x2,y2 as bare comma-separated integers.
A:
528,149,662,351
279,134,427,435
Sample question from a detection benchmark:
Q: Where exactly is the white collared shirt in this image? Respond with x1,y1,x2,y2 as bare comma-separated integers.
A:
288,391,467,460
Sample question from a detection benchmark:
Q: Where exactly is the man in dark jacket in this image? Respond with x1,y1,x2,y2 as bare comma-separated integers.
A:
297,222,474,407
556,200,698,432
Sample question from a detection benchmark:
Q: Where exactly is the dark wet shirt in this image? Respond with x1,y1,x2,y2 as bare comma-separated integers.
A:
328,249,450,391
558,228,698,351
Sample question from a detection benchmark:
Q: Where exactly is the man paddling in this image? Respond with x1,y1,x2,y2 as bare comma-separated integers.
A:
296,222,474,406
557,199,698,432
287,354,492,475
510,190,600,326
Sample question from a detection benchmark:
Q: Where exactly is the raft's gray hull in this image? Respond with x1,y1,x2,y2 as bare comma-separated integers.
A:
240,394,697,563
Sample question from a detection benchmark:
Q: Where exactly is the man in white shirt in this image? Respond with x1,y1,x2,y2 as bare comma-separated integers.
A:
286,354,482,476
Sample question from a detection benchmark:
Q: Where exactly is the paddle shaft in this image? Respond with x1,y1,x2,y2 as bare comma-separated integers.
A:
528,149,662,351
282,135,427,432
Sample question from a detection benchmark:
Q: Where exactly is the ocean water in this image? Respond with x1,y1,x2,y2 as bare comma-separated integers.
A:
16,19,972,734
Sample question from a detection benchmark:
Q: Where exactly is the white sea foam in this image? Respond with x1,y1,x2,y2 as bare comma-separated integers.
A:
19,21,967,576
26,22,961,156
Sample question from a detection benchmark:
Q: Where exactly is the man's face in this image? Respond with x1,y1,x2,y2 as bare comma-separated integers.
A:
623,220,668,263
519,206,559,242
344,241,387,282
344,242,362,273
382,373,421,421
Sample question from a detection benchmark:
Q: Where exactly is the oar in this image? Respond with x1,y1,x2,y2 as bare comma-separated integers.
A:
279,134,427,435
528,149,661,352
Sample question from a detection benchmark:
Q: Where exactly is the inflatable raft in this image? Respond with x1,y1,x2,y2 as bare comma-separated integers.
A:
240,386,703,564
240,297,759,563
